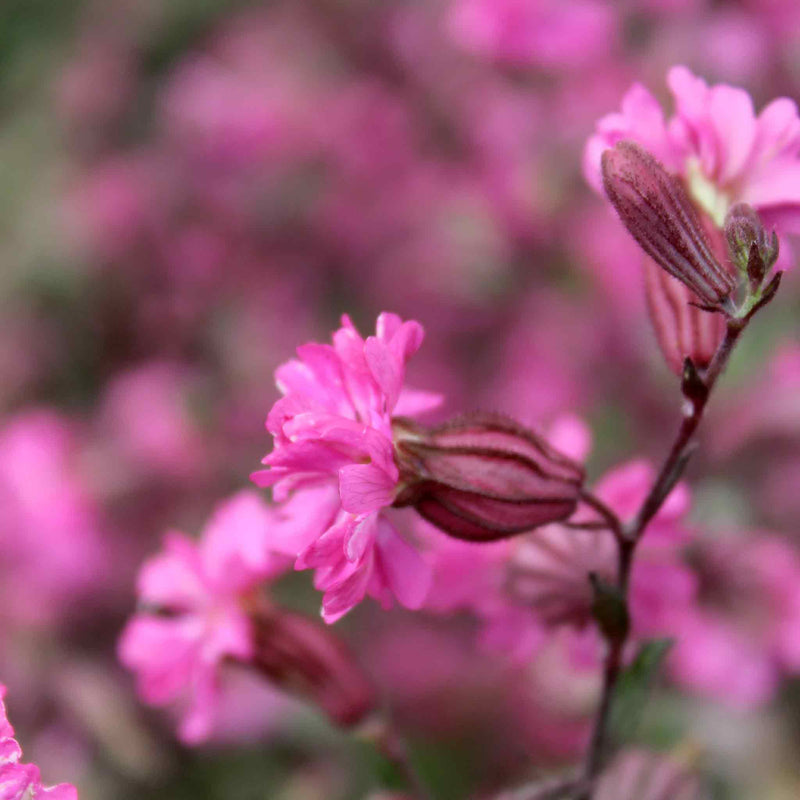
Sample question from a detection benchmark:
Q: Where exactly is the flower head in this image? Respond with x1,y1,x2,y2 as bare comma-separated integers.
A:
585,66,800,233
0,685,77,799
0,410,108,628
252,313,441,622
119,491,290,743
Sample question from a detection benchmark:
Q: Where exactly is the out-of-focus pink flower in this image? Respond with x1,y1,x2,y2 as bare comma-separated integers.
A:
98,362,206,481
65,156,165,261
710,344,800,457
252,313,441,623
668,534,800,708
118,491,289,743
0,684,77,799
161,55,318,170
0,411,108,628
427,450,695,667
446,0,617,70
508,461,695,648
585,66,800,235
483,290,601,425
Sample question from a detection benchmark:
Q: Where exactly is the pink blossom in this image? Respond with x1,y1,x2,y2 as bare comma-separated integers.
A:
668,534,800,707
0,684,77,799
429,459,695,665
585,66,800,235
0,411,108,628
508,461,695,645
161,55,317,170
252,313,440,623
98,362,206,481
118,491,289,743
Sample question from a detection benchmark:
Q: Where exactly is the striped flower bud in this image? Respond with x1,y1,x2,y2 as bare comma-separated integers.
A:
602,141,736,311
392,413,585,542
643,208,731,374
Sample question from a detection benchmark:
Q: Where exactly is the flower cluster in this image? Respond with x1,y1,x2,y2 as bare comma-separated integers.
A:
6,0,800,794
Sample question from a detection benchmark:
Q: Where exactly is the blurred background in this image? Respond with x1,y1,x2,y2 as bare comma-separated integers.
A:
3,0,800,798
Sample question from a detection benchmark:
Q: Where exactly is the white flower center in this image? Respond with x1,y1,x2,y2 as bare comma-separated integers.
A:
686,157,730,227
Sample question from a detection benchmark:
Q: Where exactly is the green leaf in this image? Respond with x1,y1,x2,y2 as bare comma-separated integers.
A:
607,639,674,753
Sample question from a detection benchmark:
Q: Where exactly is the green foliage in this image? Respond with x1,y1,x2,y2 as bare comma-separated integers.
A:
0,0,84,107
607,639,673,754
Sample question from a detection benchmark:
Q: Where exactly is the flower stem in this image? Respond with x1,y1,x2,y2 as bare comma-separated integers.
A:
370,716,432,800
631,318,744,539
579,316,747,798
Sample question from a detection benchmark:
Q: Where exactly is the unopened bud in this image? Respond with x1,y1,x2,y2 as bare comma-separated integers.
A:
724,203,779,292
392,413,585,542
602,141,736,310
249,607,375,728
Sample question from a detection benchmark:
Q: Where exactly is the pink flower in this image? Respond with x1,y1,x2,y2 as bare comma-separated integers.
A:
585,65,800,235
508,461,695,645
584,67,799,372
668,534,800,708
98,361,205,481
0,684,77,799
118,491,289,743
0,411,108,628
429,459,695,665
252,313,441,623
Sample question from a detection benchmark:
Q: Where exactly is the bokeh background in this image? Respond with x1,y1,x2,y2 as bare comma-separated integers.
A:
3,0,800,798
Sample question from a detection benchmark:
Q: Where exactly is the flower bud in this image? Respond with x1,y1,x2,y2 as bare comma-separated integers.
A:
602,141,736,310
249,606,375,728
724,202,779,292
392,413,585,542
